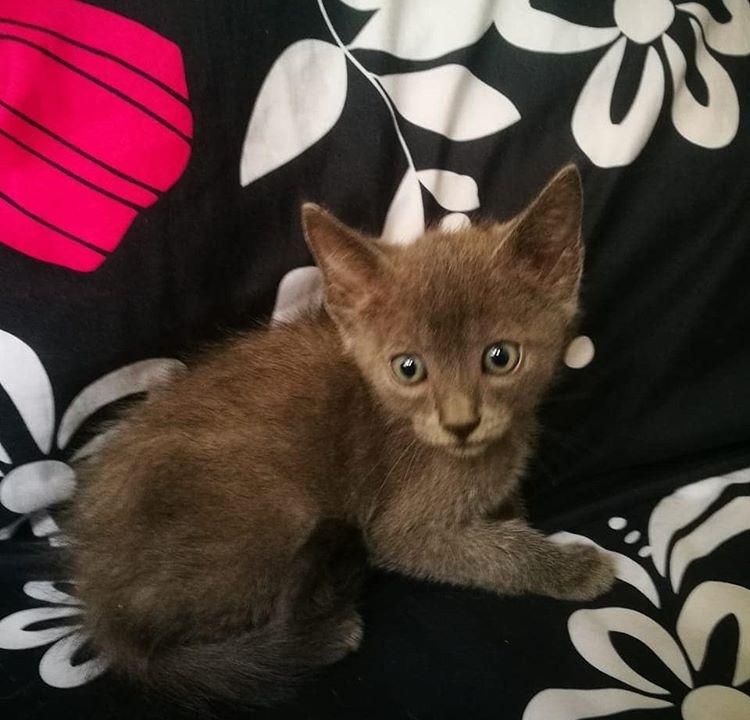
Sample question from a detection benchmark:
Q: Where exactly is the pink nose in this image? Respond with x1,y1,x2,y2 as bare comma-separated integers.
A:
442,418,480,442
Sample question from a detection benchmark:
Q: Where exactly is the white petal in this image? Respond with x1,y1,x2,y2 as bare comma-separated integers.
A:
677,581,750,686
495,0,619,53
572,38,664,168
0,606,81,649
569,607,692,694
0,329,55,454
677,0,750,55
663,21,739,149
39,631,109,688
240,39,347,186
416,170,479,212
381,168,425,244
69,427,118,462
0,441,10,464
29,510,61,539
649,468,750,577
670,496,750,592
613,0,675,44
49,533,71,548
682,685,750,720
522,688,672,720
271,266,324,326
24,581,80,606
0,514,26,540
340,0,385,9
0,461,75,514
380,64,520,141
552,532,660,607
440,213,472,231
57,359,185,449
350,0,493,60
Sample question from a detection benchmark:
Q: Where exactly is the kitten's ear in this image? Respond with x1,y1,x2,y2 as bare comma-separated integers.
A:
301,204,388,323
503,165,583,299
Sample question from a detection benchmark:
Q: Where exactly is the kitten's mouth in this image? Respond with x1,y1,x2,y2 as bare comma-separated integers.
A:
443,441,489,458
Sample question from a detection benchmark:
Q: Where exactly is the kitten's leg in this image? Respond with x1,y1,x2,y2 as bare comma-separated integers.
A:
274,519,367,665
369,518,614,601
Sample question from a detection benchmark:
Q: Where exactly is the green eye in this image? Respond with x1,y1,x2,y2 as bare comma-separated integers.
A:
391,354,427,385
483,341,521,375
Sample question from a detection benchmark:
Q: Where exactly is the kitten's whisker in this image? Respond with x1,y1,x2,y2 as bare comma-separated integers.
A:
371,438,418,507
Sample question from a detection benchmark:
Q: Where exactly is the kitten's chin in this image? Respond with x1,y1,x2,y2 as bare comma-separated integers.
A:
414,438,491,458
443,442,489,459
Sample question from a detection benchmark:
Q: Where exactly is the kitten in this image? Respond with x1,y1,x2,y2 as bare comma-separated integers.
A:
67,165,615,708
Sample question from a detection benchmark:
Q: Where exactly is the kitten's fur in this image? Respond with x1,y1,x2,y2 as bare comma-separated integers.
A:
68,166,615,708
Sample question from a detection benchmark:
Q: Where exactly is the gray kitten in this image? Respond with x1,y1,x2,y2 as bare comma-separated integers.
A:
67,165,615,708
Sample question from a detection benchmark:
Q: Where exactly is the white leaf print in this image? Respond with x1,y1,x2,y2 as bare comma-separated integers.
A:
552,532,660,607
57,358,185,449
272,266,324,325
648,467,750,577
0,441,10,464
39,631,108,689
677,581,750,686
379,64,520,141
439,213,471,231
24,581,81,606
568,607,693,694
0,329,55,454
522,688,672,720
0,461,75,514
240,39,347,186
571,38,664,168
678,0,750,56
381,168,424,244
669,496,750,592
0,606,81,650
416,170,479,212
494,0,619,53
349,0,494,61
662,20,739,149
340,0,384,9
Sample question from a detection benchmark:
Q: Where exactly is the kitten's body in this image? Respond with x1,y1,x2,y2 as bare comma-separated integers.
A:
69,167,614,707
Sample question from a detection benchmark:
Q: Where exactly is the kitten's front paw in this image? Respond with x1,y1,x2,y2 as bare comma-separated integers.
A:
551,543,616,601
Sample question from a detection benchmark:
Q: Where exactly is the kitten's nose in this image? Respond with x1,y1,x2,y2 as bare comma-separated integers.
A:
443,417,480,442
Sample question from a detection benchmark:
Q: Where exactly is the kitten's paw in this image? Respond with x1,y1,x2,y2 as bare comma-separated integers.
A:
552,543,616,601
323,610,364,664
337,612,364,652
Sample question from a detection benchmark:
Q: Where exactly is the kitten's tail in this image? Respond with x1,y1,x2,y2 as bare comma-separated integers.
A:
130,521,367,710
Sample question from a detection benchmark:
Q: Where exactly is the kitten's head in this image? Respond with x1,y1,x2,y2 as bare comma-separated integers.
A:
303,166,583,458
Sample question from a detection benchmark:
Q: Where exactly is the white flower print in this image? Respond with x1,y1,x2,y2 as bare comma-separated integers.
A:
526,467,750,719
495,0,750,167
0,581,108,688
0,329,184,688
524,582,750,719
0,328,184,544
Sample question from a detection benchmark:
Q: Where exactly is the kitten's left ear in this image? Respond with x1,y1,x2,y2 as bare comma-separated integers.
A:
504,164,583,299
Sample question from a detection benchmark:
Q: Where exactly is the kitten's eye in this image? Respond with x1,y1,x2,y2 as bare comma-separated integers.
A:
483,341,521,375
391,354,427,385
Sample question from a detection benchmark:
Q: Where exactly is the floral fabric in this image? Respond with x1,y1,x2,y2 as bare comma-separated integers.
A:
1,1,749,718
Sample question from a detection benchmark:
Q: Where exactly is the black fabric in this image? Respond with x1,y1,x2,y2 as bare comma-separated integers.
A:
1,1,749,718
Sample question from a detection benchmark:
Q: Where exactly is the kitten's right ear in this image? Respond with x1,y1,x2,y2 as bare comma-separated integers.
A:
301,204,389,323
